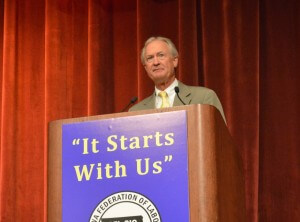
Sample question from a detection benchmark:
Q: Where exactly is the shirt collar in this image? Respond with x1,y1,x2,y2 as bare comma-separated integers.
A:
155,78,179,96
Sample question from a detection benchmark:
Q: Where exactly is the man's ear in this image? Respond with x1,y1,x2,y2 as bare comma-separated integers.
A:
173,56,179,68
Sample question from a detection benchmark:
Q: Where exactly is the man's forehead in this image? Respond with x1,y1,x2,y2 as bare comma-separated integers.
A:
145,40,170,55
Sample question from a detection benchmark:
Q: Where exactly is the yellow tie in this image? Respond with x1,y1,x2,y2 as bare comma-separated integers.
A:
158,91,170,108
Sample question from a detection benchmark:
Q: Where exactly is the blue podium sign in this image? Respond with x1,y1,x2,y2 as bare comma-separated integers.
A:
62,111,189,222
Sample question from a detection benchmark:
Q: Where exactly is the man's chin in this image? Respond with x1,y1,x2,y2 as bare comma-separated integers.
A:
148,73,175,86
152,70,165,77
154,77,175,87
149,73,164,82
153,77,167,84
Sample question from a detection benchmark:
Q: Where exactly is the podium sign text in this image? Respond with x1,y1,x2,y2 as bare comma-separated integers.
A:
62,111,189,221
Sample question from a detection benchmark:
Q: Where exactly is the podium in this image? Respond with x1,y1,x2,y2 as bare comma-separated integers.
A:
48,105,245,221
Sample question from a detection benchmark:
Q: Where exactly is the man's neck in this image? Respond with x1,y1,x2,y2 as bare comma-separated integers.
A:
155,76,176,91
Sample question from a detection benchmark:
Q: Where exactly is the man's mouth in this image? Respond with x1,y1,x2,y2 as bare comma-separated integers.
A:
153,68,164,72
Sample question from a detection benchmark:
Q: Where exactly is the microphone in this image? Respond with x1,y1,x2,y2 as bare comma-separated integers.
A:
121,96,138,112
174,87,186,105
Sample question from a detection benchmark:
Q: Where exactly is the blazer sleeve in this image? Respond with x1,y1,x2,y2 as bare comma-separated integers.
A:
202,89,226,123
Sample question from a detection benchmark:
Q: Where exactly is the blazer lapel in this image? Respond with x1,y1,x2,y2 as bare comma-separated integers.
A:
173,81,192,106
142,93,156,109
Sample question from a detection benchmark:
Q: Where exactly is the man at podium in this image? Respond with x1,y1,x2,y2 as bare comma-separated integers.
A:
129,36,226,122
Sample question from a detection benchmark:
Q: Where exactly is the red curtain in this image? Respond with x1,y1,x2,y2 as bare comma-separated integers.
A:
0,0,299,221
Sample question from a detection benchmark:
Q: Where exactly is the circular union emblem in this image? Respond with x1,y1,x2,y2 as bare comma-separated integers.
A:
89,191,161,222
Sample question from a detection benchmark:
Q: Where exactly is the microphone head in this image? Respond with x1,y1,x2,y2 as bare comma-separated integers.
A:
130,96,138,103
174,86,180,93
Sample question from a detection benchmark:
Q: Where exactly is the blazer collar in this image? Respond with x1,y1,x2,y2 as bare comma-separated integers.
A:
173,81,192,106
142,80,192,108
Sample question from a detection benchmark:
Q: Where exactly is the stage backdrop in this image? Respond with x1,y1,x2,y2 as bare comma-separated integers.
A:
0,0,299,221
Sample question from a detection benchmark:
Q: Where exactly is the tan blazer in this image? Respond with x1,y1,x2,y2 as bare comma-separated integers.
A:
129,81,226,122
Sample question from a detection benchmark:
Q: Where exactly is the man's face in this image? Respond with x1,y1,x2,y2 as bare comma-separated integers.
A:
143,40,178,86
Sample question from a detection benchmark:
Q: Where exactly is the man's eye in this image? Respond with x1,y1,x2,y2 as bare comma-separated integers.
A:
146,57,153,62
158,53,165,58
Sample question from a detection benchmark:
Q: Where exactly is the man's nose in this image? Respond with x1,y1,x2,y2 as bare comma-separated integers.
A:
153,56,160,65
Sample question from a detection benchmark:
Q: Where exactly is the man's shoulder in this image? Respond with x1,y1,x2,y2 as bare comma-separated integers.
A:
179,82,216,99
178,81,226,122
186,85,214,93
128,94,154,111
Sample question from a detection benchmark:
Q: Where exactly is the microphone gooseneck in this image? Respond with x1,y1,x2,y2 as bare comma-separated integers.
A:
121,96,138,112
174,86,186,105
130,96,138,104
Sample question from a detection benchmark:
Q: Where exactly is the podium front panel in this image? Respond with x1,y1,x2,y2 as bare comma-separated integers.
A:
61,111,189,221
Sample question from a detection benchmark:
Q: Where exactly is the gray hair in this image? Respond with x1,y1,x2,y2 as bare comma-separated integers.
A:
141,36,179,64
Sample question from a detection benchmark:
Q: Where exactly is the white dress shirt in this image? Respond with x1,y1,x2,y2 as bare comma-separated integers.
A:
155,79,179,108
